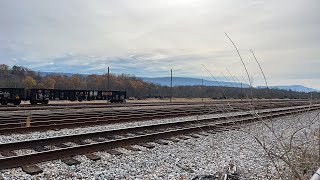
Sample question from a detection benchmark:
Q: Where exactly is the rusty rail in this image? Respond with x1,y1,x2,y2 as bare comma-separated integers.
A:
0,101,315,134
0,105,319,170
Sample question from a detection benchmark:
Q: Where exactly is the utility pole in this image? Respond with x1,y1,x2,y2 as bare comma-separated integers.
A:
240,83,243,101
107,67,110,90
201,78,204,102
170,69,172,103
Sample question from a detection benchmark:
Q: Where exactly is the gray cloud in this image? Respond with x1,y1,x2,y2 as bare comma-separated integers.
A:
0,0,319,88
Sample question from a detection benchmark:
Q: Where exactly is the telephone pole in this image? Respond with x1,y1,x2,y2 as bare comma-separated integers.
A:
201,78,204,102
107,67,110,90
170,69,173,103
240,83,243,101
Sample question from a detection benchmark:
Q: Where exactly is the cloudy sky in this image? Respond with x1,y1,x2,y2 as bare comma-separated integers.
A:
0,0,319,88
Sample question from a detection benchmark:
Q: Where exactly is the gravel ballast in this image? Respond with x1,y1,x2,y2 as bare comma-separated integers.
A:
0,110,319,179
0,106,305,144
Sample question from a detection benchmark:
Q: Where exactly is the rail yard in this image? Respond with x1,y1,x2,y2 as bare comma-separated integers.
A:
0,99,319,179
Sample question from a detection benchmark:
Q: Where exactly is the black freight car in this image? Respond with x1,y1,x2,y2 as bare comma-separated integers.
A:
0,88,24,105
26,89,51,104
26,89,92,104
0,88,126,105
105,91,126,103
26,89,126,104
45,89,88,101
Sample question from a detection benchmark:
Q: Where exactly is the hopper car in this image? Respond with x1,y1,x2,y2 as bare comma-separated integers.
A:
0,88,126,105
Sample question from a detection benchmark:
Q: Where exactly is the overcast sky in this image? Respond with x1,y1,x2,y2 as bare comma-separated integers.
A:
0,0,319,88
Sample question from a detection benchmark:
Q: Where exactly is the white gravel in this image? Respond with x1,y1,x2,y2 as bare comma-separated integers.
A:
0,109,319,179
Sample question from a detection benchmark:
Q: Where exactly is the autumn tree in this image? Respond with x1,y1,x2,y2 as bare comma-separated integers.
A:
38,77,56,89
70,75,81,89
22,76,36,89
0,64,9,82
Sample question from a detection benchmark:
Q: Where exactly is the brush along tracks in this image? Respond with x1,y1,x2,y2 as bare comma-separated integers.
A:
0,101,312,134
0,104,319,173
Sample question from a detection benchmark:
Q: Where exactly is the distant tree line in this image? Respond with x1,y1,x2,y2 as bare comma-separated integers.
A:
0,64,319,99
169,86,319,99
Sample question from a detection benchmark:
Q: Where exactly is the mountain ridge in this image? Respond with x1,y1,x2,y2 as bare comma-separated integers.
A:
142,77,318,92
37,72,318,93
141,77,250,88
257,85,318,93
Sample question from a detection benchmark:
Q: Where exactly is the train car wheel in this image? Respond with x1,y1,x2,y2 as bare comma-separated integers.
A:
42,100,49,104
1,101,8,105
30,100,37,105
13,100,21,105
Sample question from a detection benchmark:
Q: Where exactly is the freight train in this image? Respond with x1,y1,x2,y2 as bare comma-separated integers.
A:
0,88,126,105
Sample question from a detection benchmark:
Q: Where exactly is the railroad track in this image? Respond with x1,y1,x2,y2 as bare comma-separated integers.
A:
0,102,200,111
0,104,319,174
0,101,311,134
0,105,238,134
0,99,313,112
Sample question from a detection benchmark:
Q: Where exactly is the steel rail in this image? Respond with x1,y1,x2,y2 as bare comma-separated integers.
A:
0,102,317,134
0,99,313,112
0,102,205,111
0,105,319,170
0,105,317,152
0,103,308,134
0,101,311,122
